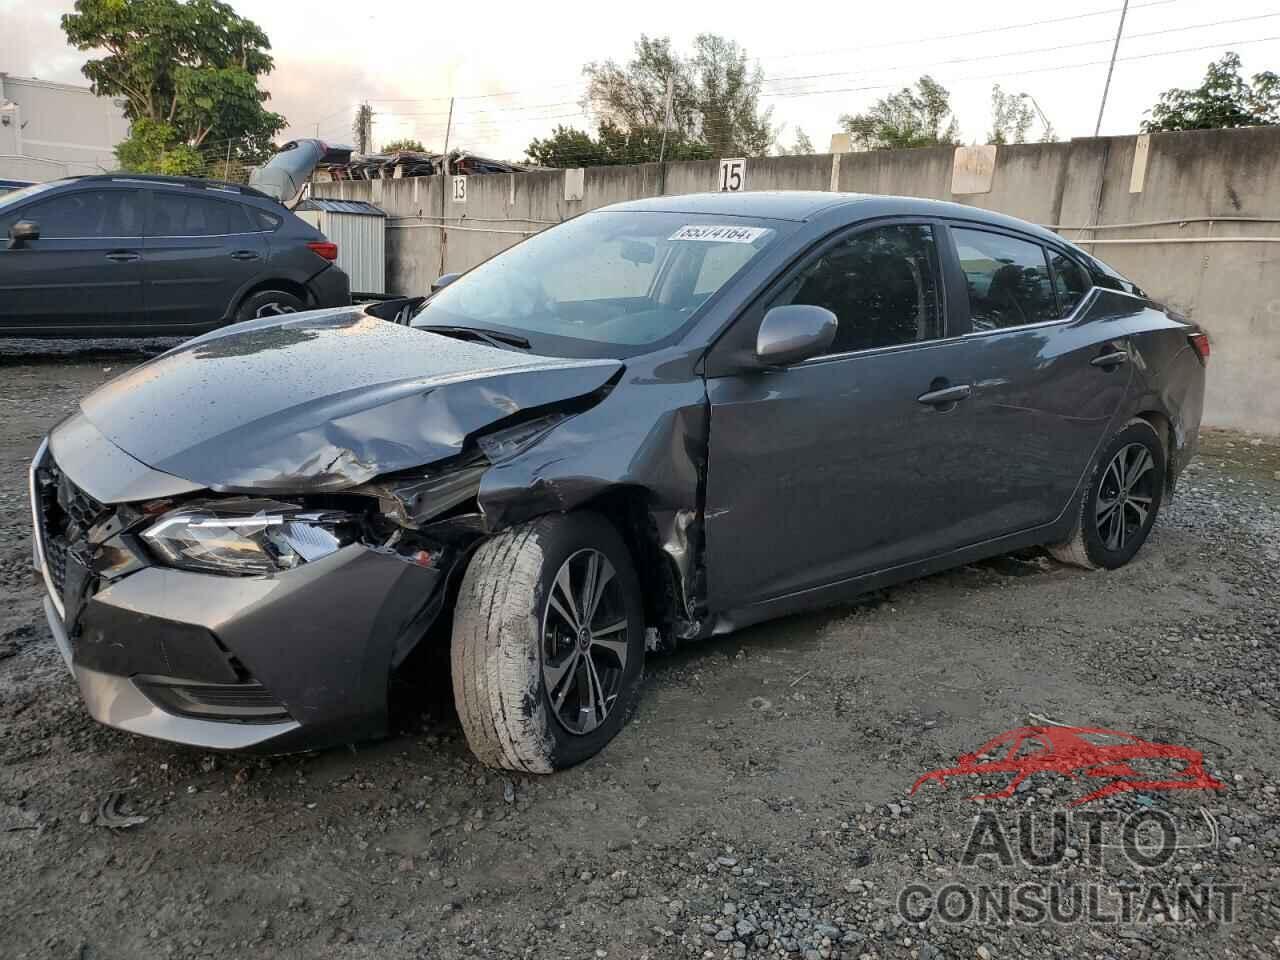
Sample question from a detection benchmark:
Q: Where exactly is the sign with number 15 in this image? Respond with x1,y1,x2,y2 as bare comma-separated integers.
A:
718,158,746,192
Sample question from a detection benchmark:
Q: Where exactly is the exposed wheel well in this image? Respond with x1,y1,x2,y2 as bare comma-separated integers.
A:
1134,409,1177,489
575,489,685,641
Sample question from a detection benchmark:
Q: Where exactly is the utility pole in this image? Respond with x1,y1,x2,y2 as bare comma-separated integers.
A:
439,96,454,279
1094,0,1130,136
657,74,674,196
1019,93,1051,138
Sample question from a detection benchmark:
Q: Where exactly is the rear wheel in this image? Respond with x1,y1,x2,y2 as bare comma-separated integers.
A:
235,289,305,322
1049,418,1165,570
451,512,645,772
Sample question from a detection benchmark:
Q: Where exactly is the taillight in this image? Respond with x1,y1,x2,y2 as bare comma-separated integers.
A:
306,241,338,261
1188,332,1210,364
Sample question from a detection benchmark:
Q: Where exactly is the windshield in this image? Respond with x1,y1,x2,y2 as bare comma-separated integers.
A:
412,210,789,357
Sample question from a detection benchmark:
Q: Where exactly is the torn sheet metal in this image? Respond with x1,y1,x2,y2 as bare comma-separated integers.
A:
478,370,709,635
77,310,621,493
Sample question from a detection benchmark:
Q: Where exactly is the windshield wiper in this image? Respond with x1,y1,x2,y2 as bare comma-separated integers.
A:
417,325,531,350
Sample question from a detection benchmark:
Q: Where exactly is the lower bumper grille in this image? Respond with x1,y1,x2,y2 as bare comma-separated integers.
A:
134,678,292,724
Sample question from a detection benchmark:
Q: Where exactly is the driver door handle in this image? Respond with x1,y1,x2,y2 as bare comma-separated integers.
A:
1091,350,1129,368
104,250,140,262
917,383,973,406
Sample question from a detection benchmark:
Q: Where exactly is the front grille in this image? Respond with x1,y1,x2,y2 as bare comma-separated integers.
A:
32,446,109,603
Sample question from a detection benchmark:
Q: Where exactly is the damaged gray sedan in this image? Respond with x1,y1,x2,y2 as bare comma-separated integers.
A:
31,192,1207,771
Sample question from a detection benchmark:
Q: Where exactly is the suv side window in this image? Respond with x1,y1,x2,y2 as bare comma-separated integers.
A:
952,227,1056,331
148,192,251,237
771,223,943,354
15,189,143,239
1050,251,1091,314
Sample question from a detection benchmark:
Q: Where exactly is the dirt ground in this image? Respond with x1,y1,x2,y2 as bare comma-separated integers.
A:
1,342,1278,960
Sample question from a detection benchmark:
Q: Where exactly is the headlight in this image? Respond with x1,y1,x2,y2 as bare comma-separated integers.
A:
141,500,358,575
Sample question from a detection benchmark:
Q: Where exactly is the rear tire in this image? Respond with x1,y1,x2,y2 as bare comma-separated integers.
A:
451,512,645,773
235,289,305,322
1049,418,1165,570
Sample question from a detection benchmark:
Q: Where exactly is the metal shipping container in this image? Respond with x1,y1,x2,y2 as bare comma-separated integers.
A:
294,198,387,296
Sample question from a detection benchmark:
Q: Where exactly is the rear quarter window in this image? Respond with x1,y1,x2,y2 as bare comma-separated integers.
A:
251,208,283,231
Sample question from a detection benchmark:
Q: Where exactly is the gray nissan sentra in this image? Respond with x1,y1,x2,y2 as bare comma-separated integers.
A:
30,191,1208,771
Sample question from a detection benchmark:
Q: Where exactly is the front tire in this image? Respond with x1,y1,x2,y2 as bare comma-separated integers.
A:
1049,418,1166,570
451,512,645,773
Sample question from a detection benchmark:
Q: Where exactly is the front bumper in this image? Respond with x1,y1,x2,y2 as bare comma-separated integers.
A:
42,596,301,750
31,427,444,753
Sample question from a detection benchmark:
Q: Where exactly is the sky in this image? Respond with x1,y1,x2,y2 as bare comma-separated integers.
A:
3,0,1279,161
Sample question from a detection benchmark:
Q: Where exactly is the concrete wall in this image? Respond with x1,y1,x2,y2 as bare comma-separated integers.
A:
0,74,130,181
315,127,1280,434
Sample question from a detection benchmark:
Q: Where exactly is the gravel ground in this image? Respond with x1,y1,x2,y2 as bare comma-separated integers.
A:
1,342,1278,960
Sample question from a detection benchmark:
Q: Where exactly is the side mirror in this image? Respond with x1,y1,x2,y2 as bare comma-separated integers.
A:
431,272,461,293
8,219,39,249
755,304,838,366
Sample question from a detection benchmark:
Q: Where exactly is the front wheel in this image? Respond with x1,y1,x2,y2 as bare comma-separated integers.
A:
451,512,645,773
1049,418,1166,570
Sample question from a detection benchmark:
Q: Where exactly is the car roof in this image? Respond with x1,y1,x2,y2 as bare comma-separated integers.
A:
606,191,854,221
602,191,1069,245
47,174,277,203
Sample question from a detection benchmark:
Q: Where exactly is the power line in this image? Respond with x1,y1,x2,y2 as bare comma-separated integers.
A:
358,0,1182,108
755,0,1180,62
352,11,1273,128
752,32,1280,103
759,12,1280,91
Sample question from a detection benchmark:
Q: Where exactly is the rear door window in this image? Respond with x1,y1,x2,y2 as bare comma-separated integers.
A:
16,189,143,238
148,192,252,237
952,227,1057,331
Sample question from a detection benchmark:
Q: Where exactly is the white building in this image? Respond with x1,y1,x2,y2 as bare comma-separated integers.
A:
0,73,131,182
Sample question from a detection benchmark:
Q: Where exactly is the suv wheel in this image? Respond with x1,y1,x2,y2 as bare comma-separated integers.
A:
451,512,645,773
1049,417,1166,570
236,290,305,321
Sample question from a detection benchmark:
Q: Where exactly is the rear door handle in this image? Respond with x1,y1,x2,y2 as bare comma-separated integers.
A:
104,251,140,262
230,250,260,261
1090,350,1129,368
917,383,973,406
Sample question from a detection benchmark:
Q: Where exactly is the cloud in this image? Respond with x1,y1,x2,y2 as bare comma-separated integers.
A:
0,3,88,85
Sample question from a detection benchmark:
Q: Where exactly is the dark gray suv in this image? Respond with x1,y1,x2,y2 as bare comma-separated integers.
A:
0,175,350,336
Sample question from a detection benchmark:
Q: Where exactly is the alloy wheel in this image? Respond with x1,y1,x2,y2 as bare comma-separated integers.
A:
541,548,630,735
1096,442,1157,552
255,301,298,318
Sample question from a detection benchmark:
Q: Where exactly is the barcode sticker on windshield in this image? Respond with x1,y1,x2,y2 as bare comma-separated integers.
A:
669,225,769,243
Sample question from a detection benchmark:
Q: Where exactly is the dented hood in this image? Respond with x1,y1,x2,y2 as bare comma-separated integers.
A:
77,309,621,492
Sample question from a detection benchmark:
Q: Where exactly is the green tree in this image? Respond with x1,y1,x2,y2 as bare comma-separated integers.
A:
840,76,959,150
382,138,427,153
776,127,816,156
353,102,373,154
61,0,285,175
526,121,711,168
581,33,774,158
1143,52,1280,132
988,84,1035,145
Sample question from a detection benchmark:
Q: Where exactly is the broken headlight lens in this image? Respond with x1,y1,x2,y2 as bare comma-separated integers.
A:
141,501,358,576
